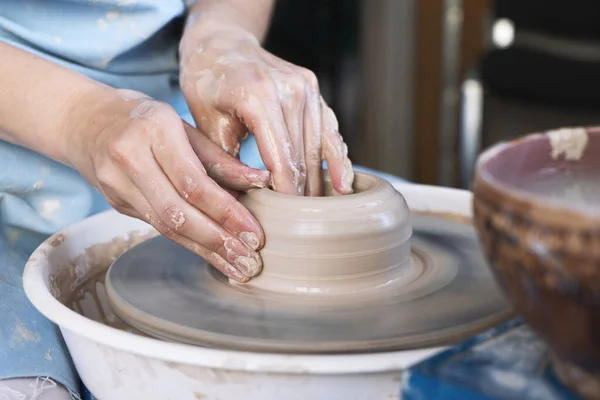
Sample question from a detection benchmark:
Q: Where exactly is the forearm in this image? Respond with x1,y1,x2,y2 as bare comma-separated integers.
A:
185,0,275,43
0,41,108,164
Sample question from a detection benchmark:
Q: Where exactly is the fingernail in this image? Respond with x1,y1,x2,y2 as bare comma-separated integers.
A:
340,158,355,194
239,231,261,250
226,264,250,283
224,237,262,276
234,254,262,277
249,170,271,188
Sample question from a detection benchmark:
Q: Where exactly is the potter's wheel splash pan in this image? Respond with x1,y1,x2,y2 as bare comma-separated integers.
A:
105,213,512,354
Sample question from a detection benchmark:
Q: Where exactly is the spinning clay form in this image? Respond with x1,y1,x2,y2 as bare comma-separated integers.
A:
238,172,413,295
106,172,511,354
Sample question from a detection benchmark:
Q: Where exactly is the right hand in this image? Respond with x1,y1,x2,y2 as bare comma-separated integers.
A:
62,88,271,283
179,21,355,197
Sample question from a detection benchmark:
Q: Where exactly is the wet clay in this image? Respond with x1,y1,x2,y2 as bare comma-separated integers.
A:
237,172,412,295
51,232,156,334
105,205,511,354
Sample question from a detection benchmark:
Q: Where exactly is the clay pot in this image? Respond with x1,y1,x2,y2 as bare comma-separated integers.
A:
238,172,412,295
472,127,600,399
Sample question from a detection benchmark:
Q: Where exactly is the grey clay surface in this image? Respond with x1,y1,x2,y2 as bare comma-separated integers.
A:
105,214,511,354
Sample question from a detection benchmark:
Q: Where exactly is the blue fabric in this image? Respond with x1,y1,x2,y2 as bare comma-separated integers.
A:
0,0,185,98
402,319,577,400
0,0,406,396
0,0,189,393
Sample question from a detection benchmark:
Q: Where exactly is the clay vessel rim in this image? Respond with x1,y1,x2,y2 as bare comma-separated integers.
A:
474,128,600,220
247,172,394,207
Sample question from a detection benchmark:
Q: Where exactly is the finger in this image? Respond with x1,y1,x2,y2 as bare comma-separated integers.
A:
128,149,263,278
302,80,324,196
195,108,248,158
125,191,252,283
236,87,305,195
185,73,248,157
95,171,252,282
111,202,142,220
152,126,266,251
320,96,354,194
275,74,307,195
93,164,143,213
183,122,270,192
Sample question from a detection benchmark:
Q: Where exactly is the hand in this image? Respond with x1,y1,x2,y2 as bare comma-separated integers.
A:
64,88,271,283
179,22,354,196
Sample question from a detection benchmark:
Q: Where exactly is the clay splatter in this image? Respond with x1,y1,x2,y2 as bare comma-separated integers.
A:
50,233,66,247
41,199,61,219
547,127,588,161
11,320,41,346
171,211,186,230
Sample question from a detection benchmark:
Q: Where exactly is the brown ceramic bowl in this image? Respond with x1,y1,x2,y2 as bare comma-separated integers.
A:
472,127,600,398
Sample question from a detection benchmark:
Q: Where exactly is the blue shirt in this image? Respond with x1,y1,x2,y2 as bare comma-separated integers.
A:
0,0,198,392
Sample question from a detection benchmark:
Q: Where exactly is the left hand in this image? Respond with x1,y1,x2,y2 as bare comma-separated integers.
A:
179,21,354,196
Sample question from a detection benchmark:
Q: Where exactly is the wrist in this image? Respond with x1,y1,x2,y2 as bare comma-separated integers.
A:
185,0,274,42
180,15,259,60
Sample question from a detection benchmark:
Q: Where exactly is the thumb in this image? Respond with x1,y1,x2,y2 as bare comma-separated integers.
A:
192,108,247,158
183,122,271,191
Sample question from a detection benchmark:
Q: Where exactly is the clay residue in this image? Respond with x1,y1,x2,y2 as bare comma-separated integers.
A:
12,320,41,345
165,361,250,384
239,231,260,250
171,210,186,230
48,231,157,334
546,127,589,161
49,233,66,247
50,231,156,304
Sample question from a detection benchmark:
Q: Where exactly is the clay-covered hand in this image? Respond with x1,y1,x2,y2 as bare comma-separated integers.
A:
64,88,270,283
179,20,354,196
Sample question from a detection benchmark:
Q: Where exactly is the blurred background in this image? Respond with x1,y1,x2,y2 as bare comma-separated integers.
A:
263,0,600,188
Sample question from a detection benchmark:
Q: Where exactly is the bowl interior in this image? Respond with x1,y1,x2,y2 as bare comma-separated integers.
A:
478,127,600,213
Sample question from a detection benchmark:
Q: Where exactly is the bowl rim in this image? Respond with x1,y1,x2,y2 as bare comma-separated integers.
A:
474,126,600,223
22,182,478,374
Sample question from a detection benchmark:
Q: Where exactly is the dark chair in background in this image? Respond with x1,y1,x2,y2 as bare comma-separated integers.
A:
459,0,600,188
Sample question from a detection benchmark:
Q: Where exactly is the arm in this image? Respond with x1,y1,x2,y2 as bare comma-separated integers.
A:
186,0,275,42
0,41,109,164
0,40,269,283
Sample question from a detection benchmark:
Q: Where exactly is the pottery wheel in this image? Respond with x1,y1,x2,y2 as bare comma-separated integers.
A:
105,213,512,354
